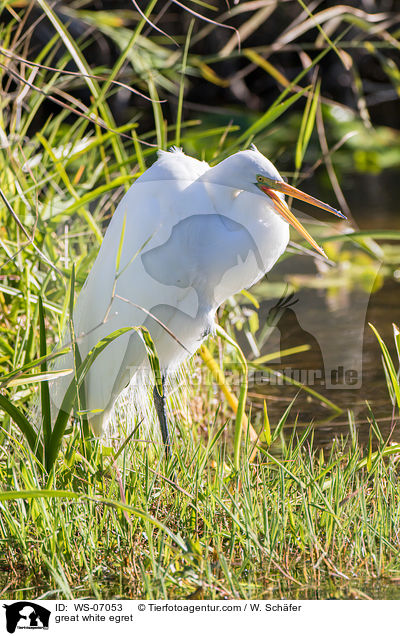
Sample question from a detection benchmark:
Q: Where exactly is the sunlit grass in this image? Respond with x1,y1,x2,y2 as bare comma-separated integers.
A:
1,397,400,599
0,0,400,600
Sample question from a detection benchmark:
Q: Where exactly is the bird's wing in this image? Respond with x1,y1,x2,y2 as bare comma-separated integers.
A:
51,150,210,425
76,150,210,340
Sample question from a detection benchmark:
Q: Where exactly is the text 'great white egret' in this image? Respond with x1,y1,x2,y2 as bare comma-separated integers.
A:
51,146,345,451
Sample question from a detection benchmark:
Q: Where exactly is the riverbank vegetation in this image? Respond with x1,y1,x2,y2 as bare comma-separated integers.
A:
0,0,399,599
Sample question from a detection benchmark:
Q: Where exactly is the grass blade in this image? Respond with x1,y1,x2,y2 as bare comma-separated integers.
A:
369,323,400,411
176,19,194,147
39,296,52,449
0,394,43,459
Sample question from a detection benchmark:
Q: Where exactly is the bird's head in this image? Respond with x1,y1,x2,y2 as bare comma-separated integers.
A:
213,146,346,258
254,171,345,258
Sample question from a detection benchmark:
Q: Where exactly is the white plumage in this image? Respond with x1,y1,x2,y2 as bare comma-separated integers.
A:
50,146,342,435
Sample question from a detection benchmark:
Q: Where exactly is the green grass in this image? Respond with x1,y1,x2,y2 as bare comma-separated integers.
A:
1,322,399,600
1,402,400,600
1,0,400,600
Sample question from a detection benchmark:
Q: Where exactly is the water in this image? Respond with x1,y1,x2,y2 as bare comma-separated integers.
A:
246,278,399,447
240,173,400,447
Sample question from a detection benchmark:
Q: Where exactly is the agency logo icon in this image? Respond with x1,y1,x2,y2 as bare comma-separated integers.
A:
2,602,50,634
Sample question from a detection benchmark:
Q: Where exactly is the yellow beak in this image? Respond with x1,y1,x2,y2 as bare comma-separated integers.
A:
259,180,345,258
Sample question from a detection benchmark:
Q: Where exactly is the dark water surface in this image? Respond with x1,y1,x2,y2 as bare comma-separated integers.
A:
250,278,399,447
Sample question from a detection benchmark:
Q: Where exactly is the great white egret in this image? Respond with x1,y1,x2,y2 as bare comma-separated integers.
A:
50,146,344,451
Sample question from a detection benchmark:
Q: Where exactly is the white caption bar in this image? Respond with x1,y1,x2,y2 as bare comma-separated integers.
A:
1,599,399,635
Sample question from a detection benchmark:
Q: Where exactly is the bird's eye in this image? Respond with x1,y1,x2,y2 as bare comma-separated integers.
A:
257,175,263,182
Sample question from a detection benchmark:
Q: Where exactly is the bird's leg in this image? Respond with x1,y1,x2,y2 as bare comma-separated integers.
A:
153,373,172,458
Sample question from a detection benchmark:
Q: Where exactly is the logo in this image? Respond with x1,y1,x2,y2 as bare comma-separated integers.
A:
2,602,50,634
